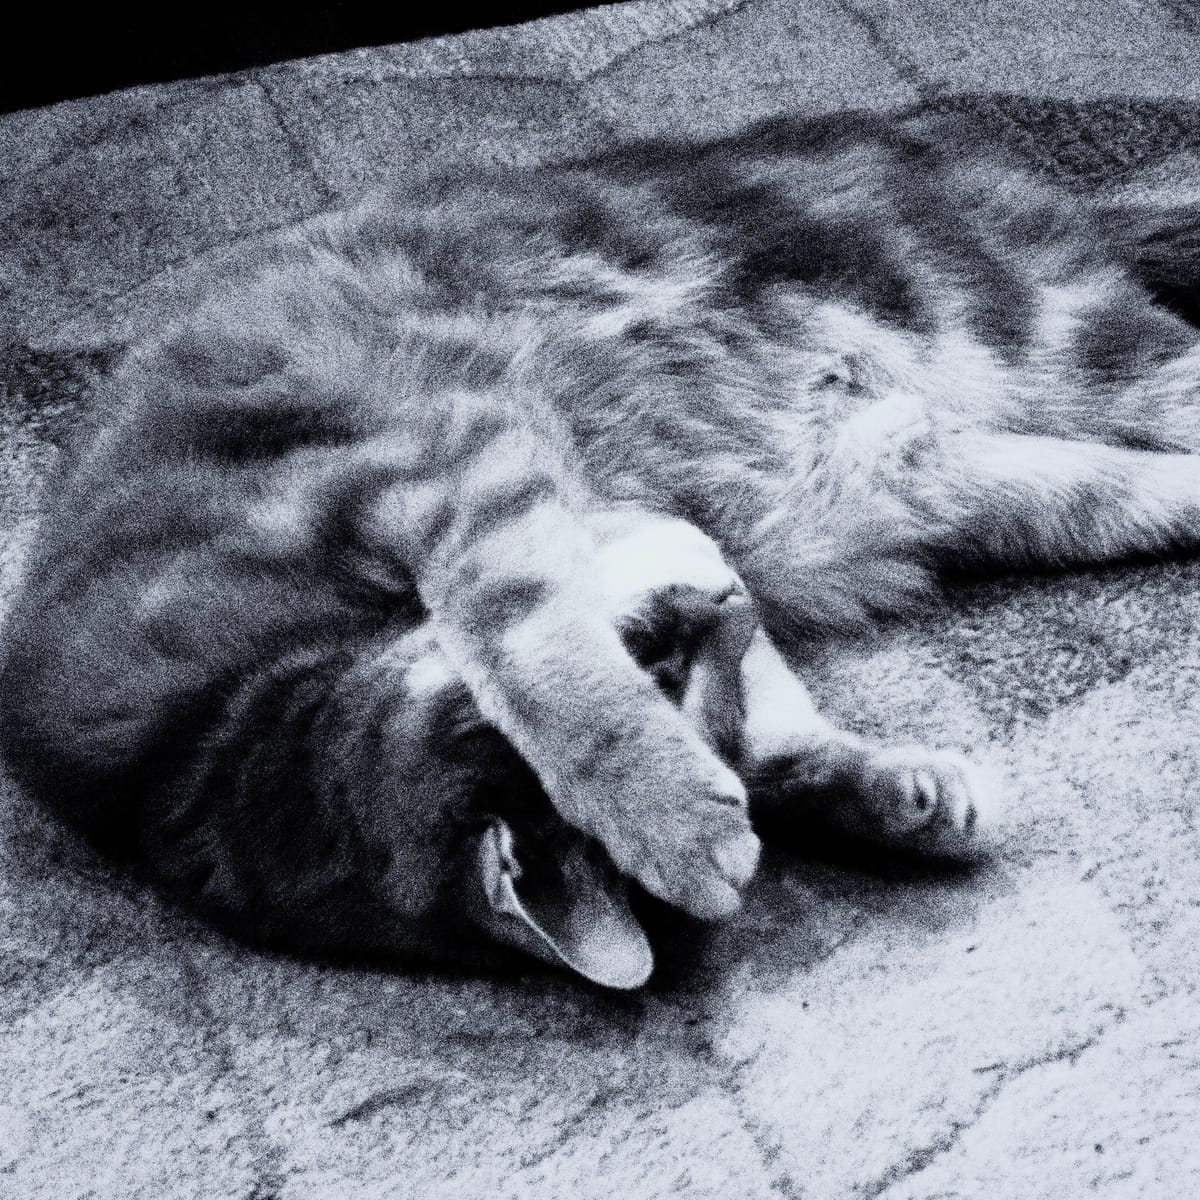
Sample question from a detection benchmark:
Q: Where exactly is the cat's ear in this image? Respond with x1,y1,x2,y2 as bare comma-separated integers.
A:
477,820,654,990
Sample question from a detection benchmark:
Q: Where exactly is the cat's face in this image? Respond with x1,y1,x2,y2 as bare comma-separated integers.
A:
595,511,758,758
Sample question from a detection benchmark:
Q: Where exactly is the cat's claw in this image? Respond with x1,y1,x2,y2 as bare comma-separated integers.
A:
856,746,997,860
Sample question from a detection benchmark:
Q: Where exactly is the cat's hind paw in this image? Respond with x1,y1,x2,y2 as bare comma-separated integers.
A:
854,746,999,861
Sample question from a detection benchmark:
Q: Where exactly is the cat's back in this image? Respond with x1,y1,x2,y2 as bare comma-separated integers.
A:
84,111,1089,416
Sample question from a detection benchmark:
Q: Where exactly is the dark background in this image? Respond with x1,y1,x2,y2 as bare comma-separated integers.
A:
1,4,600,114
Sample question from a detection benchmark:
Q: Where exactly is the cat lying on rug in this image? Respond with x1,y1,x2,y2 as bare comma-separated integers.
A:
2,111,1198,988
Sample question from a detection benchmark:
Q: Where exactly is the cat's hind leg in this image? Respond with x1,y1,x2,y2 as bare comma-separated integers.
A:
1110,340,1200,452
737,629,997,859
738,390,1200,634
922,426,1200,572
1015,272,1200,452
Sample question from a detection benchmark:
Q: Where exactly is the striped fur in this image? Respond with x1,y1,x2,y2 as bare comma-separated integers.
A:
2,111,1199,984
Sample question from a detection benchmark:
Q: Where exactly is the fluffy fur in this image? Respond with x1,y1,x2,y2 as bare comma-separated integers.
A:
2,110,1198,987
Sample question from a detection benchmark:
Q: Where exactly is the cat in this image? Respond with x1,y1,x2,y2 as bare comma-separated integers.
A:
2,109,1199,989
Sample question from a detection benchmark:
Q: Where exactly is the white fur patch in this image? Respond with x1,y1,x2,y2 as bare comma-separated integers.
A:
246,495,310,551
404,651,458,699
831,392,933,476
738,628,832,761
592,514,742,619
549,251,716,341
809,302,919,393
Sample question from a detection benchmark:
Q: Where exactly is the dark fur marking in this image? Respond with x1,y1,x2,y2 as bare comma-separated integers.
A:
484,669,555,732
461,575,552,634
172,401,363,462
1074,292,1195,384
890,177,1038,356
314,463,428,593
450,407,513,465
741,210,932,331
454,475,558,549
207,694,354,909
568,723,626,782
162,331,289,388
547,185,666,274
340,210,411,261
607,113,1038,347
386,405,514,500
1148,281,1200,328
1128,203,1200,327
319,462,402,550
414,494,458,553
664,160,933,331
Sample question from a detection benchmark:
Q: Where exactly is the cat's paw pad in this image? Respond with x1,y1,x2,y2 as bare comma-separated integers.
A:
857,746,998,860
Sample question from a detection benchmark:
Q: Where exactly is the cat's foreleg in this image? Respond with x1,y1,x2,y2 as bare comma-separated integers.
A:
353,402,759,919
739,630,995,858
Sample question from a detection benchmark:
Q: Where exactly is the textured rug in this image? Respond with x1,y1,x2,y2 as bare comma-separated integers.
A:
3,2,1200,1197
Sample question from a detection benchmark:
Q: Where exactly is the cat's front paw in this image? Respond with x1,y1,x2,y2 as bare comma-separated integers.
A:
581,510,763,915
652,760,761,920
594,511,758,760
854,746,998,860
583,730,761,920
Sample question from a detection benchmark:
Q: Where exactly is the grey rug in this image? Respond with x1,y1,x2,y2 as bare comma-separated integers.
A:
3,2,1200,1196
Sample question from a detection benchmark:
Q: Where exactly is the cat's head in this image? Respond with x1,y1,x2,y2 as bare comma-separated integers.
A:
450,512,761,989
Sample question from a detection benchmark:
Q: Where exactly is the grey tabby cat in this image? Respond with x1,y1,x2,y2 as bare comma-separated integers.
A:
2,111,1198,988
